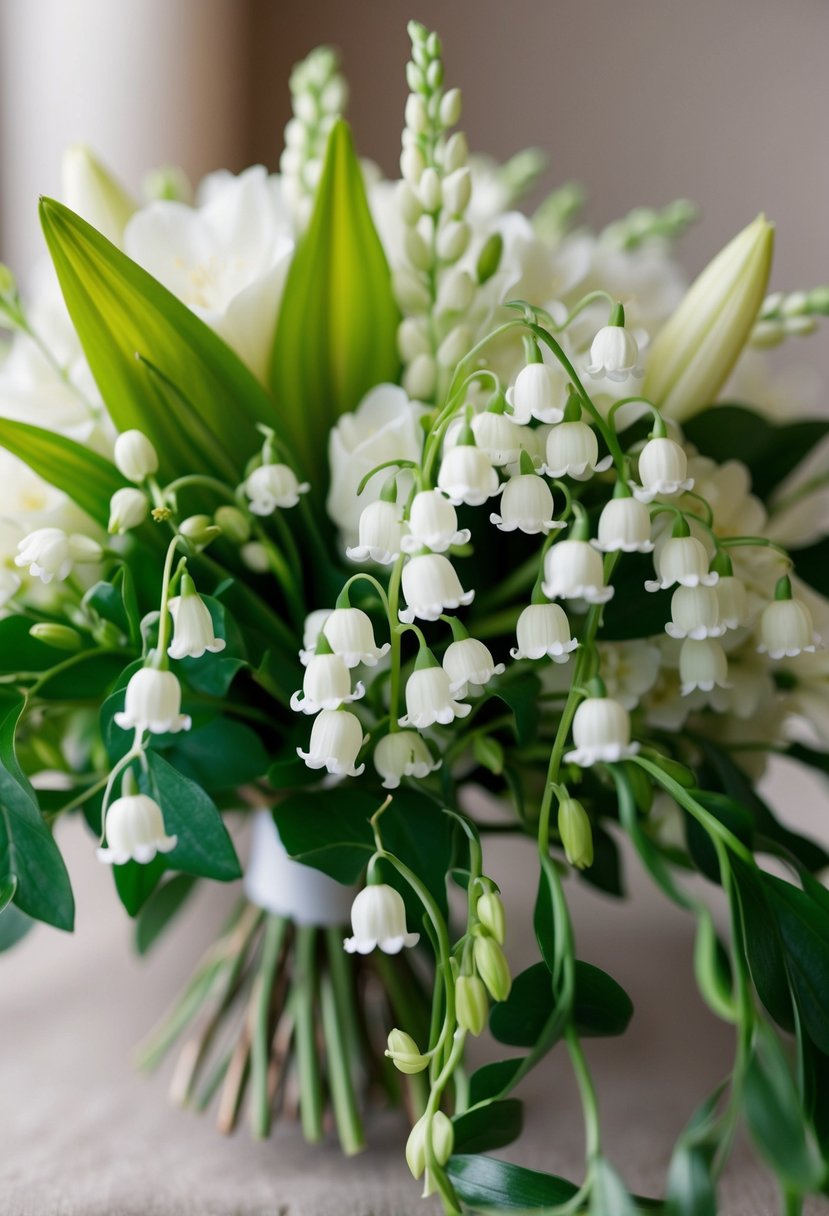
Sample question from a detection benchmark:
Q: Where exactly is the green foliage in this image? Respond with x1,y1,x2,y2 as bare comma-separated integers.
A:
446,1155,578,1210
134,874,198,954
467,1058,526,1106
145,751,241,883
489,960,633,1047
451,1099,523,1154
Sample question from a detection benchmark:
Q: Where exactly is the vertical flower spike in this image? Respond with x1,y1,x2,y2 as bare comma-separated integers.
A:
281,45,348,229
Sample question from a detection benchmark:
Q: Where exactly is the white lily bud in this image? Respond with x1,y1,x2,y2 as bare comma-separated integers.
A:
107,487,148,535
397,317,431,362
344,883,419,954
406,1111,454,1181
97,793,176,865
291,652,364,714
593,496,654,553
716,576,750,630
542,540,614,604
437,444,499,506
645,536,717,592
401,144,426,186
758,595,819,659
440,87,463,128
167,576,226,660
665,585,726,640
491,474,564,535
470,412,523,468
679,638,730,695
633,437,694,502
564,697,640,766
374,730,441,789
442,131,468,174
400,664,471,727
436,324,473,370
244,463,309,514
114,667,191,734
62,144,136,246
405,227,433,272
346,500,407,566
322,607,390,668
299,608,333,665
297,708,366,776
436,268,475,314
399,553,475,622
393,267,432,313
544,422,612,481
398,181,424,227
507,363,567,425
114,430,158,483
401,490,470,554
443,167,472,215
418,167,442,213
511,603,578,662
241,542,270,573
436,219,470,262
15,528,101,584
443,638,505,696
405,93,429,135
403,352,438,400
586,322,642,382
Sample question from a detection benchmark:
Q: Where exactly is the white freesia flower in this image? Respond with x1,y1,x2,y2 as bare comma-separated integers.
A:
114,667,191,734
399,666,471,728
564,697,640,765
437,444,500,506
592,496,654,553
244,463,309,514
511,603,578,662
442,638,505,695
343,884,419,955
586,322,642,381
491,474,564,535
290,653,364,714
665,585,726,640
322,607,390,668
542,540,614,604
15,528,101,584
679,638,731,696
97,793,177,865
374,731,441,789
399,554,474,622
346,500,407,565
757,597,819,659
506,363,567,425
470,411,523,466
167,583,227,660
543,422,612,481
633,437,694,502
645,536,717,592
114,430,158,483
108,487,148,535
401,490,470,553
297,709,366,776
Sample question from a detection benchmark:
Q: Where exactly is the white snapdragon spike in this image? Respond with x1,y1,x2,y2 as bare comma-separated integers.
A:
665,585,726,640
15,528,102,584
633,436,694,502
401,490,470,553
399,665,471,728
679,638,730,695
374,731,441,789
114,667,192,734
542,540,614,604
343,883,419,955
645,536,717,592
323,607,390,668
437,442,499,507
346,500,407,565
443,638,505,696
297,708,366,776
511,603,578,662
114,430,159,483
506,362,566,425
299,608,333,665
399,554,474,623
716,576,750,630
491,474,564,535
167,575,226,660
470,410,523,467
290,653,364,714
592,496,654,553
543,422,612,481
758,595,820,660
97,794,177,865
244,463,310,514
586,305,643,382
108,487,149,535
564,697,640,765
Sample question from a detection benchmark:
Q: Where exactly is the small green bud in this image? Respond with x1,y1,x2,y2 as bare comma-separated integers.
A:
385,1029,429,1075
558,796,594,870
214,505,250,544
406,1111,454,1180
142,165,192,204
473,935,512,1002
476,891,506,944
456,974,489,1036
0,263,17,301
29,623,83,652
179,514,221,548
476,232,503,284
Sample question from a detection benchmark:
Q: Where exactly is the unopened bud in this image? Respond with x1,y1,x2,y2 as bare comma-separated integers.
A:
405,227,433,272
405,93,429,135
179,514,221,548
29,623,83,652
108,487,148,534
442,167,471,216
114,430,158,484
440,88,462,128
473,935,512,1002
442,132,468,175
437,324,472,369
393,268,431,314
437,268,475,314
476,232,503,284
398,181,423,227
406,1111,454,1180
476,891,506,945
456,974,489,1036
401,144,426,187
558,796,594,870
241,541,270,573
403,353,437,401
397,317,431,362
385,1028,429,1075
62,144,137,245
436,220,470,263
419,167,442,213
214,505,250,544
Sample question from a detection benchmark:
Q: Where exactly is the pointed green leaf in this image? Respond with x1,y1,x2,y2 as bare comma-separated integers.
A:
269,120,400,485
451,1098,523,1154
744,1023,825,1191
144,750,241,882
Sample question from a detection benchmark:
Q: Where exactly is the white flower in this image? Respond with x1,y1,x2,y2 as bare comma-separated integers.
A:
716,575,750,629
543,422,612,481
564,697,640,765
299,608,333,665
586,322,642,382
679,638,730,695
665,585,726,640
633,437,694,502
114,667,192,734
108,487,148,535
15,528,101,584
346,500,406,565
343,883,419,955
437,444,499,506
96,793,177,866
297,709,366,776
399,554,474,623
442,638,505,696
399,666,471,728
490,474,564,535
757,597,820,659
244,463,309,514
542,540,614,604
506,363,567,425
322,607,390,668
592,496,654,553
470,411,523,466
401,490,470,553
645,536,717,592
597,640,661,709
290,653,364,714
374,731,441,789
114,430,159,483
62,144,136,247
167,585,227,660
511,603,578,662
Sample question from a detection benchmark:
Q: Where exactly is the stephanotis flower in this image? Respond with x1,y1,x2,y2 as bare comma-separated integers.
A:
373,731,441,789
97,794,177,866
114,668,192,735
506,362,567,425
511,603,578,662
346,500,407,565
542,540,614,604
290,653,364,714
297,708,366,776
244,463,309,514
399,554,474,623
400,490,470,553
564,697,640,766
543,421,612,481
343,884,419,955
322,608,390,668
633,436,694,502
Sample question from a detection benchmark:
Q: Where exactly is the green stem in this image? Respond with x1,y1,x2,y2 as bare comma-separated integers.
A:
565,1024,602,1163
320,964,366,1156
293,925,323,1143
387,557,405,731
154,534,184,665
250,914,287,1138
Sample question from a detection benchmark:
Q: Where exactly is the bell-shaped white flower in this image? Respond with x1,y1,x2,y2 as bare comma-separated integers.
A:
322,607,390,668
470,411,523,467
399,663,471,728
586,307,643,381
543,421,612,481
679,638,730,695
511,603,578,662
506,362,566,425
401,490,470,553
374,731,441,789
665,585,726,640
114,429,159,483
343,883,420,954
491,474,564,535
97,793,177,865
442,637,505,696
244,463,310,515
167,576,227,660
290,652,364,714
757,584,820,659
297,708,366,776
592,496,654,553
645,535,717,592
437,441,499,507
299,608,333,665
15,528,102,584
564,697,640,765
399,554,474,623
633,436,695,502
716,576,750,630
114,667,192,734
108,487,149,535
346,500,406,565
542,540,614,604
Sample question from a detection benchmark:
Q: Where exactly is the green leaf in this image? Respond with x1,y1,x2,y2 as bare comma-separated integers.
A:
135,873,198,954
0,616,73,675
764,873,829,1055
446,1155,578,1210
0,875,15,912
590,1158,636,1216
269,120,399,485
493,673,541,745
468,1058,526,1106
113,853,166,917
162,717,269,792
272,786,377,884
452,1098,523,1154
490,960,632,1047
0,901,34,951
33,651,127,701
732,861,794,1031
145,750,241,882
573,960,635,1038
40,197,278,482
665,1145,717,1216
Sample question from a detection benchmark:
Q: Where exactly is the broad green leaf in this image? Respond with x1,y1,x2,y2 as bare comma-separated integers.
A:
114,853,165,917
269,120,400,486
580,824,625,898
590,1158,636,1216
446,1155,578,1210
40,197,278,482
493,673,541,745
271,786,377,884
490,960,633,1047
666,1136,717,1214
732,860,794,1031
33,651,127,701
468,1057,526,1106
135,873,198,954
0,876,16,912
162,717,269,791
0,901,34,951
145,750,241,882
764,873,829,1055
452,1099,523,1155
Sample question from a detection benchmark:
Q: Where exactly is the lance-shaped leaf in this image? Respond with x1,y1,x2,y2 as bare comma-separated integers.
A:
269,120,400,485
39,198,279,481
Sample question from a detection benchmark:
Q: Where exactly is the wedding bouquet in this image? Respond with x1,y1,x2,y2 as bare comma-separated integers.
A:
3,20,829,1214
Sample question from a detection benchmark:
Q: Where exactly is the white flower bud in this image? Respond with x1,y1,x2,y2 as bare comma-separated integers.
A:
665,585,726,640
322,607,390,668
679,638,730,695
405,227,433,271
374,730,441,789
471,412,523,467
586,324,642,382
491,474,563,535
476,892,506,944
442,167,472,215
299,608,333,665
437,444,499,506
297,708,366,776
507,363,567,425
436,268,475,314
443,638,505,696
511,603,578,662
15,528,102,584
114,667,191,734
97,793,176,866
241,541,269,573
386,1028,429,1074
167,579,226,660
393,267,432,313
62,144,136,245
344,883,419,954
178,514,221,548
401,490,470,554
405,93,429,135
716,576,749,630
403,352,438,400
645,536,717,592
757,597,819,659
544,422,612,481
401,144,426,186
440,87,463,128
398,180,424,226
400,665,470,728
442,131,468,174
418,167,442,212
244,463,309,514
436,323,472,369
399,553,474,623
436,219,470,262
214,505,251,544
346,500,407,566
114,430,159,483
564,697,640,766
592,497,654,553
406,1111,454,1181
291,653,364,714
633,437,694,502
542,540,614,604
397,317,432,362
108,487,148,535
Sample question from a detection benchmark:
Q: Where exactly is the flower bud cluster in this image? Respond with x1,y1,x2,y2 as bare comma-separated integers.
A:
280,45,348,226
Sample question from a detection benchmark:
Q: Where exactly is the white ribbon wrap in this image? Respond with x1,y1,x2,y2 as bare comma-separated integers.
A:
244,810,355,927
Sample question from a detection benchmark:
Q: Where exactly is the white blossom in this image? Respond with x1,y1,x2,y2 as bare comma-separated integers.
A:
633,437,694,502
564,697,640,765
343,884,419,955
506,363,566,425
716,575,750,629
346,500,407,565
114,430,159,483
167,587,227,660
297,709,366,776
322,608,390,668
586,324,642,381
679,638,730,695
511,603,578,662
373,731,441,789
401,490,470,553
757,597,820,659
437,444,499,506
114,667,191,734
597,640,661,709
399,666,471,728
97,793,177,866
665,585,726,640
542,540,614,604
108,487,148,535
15,528,101,584
244,463,309,514
491,474,564,535
543,421,612,481
290,653,364,714
442,638,505,696
645,536,717,592
399,554,474,623
592,496,653,553
470,411,523,466
299,608,333,665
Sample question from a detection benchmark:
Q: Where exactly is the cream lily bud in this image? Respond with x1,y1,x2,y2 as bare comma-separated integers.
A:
470,412,522,467
114,667,191,734
564,697,640,766
645,536,717,592
299,608,333,664
665,585,726,640
344,883,419,954
633,437,694,502
290,653,364,714
473,935,512,1002
593,496,654,553
62,144,137,245
443,131,469,175
443,167,472,216
114,429,159,483
436,219,471,262
403,352,438,399
346,500,407,565
558,796,594,869
442,638,505,696
544,421,612,481
542,540,614,604
297,708,366,776
97,792,176,865
399,553,474,622
401,490,470,553
167,576,226,660
716,575,749,630
324,607,390,668
398,182,423,229
406,1111,454,1181
679,638,730,695
437,443,499,506
15,529,101,584
476,891,506,945
491,474,564,535
400,664,471,728
456,974,489,1036
507,363,566,425
373,730,441,789
244,463,309,514
586,306,643,382
385,1029,429,1074
214,505,251,544
440,87,463,128
757,579,819,659
643,215,774,422
108,487,148,534
511,603,578,662
29,623,82,651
